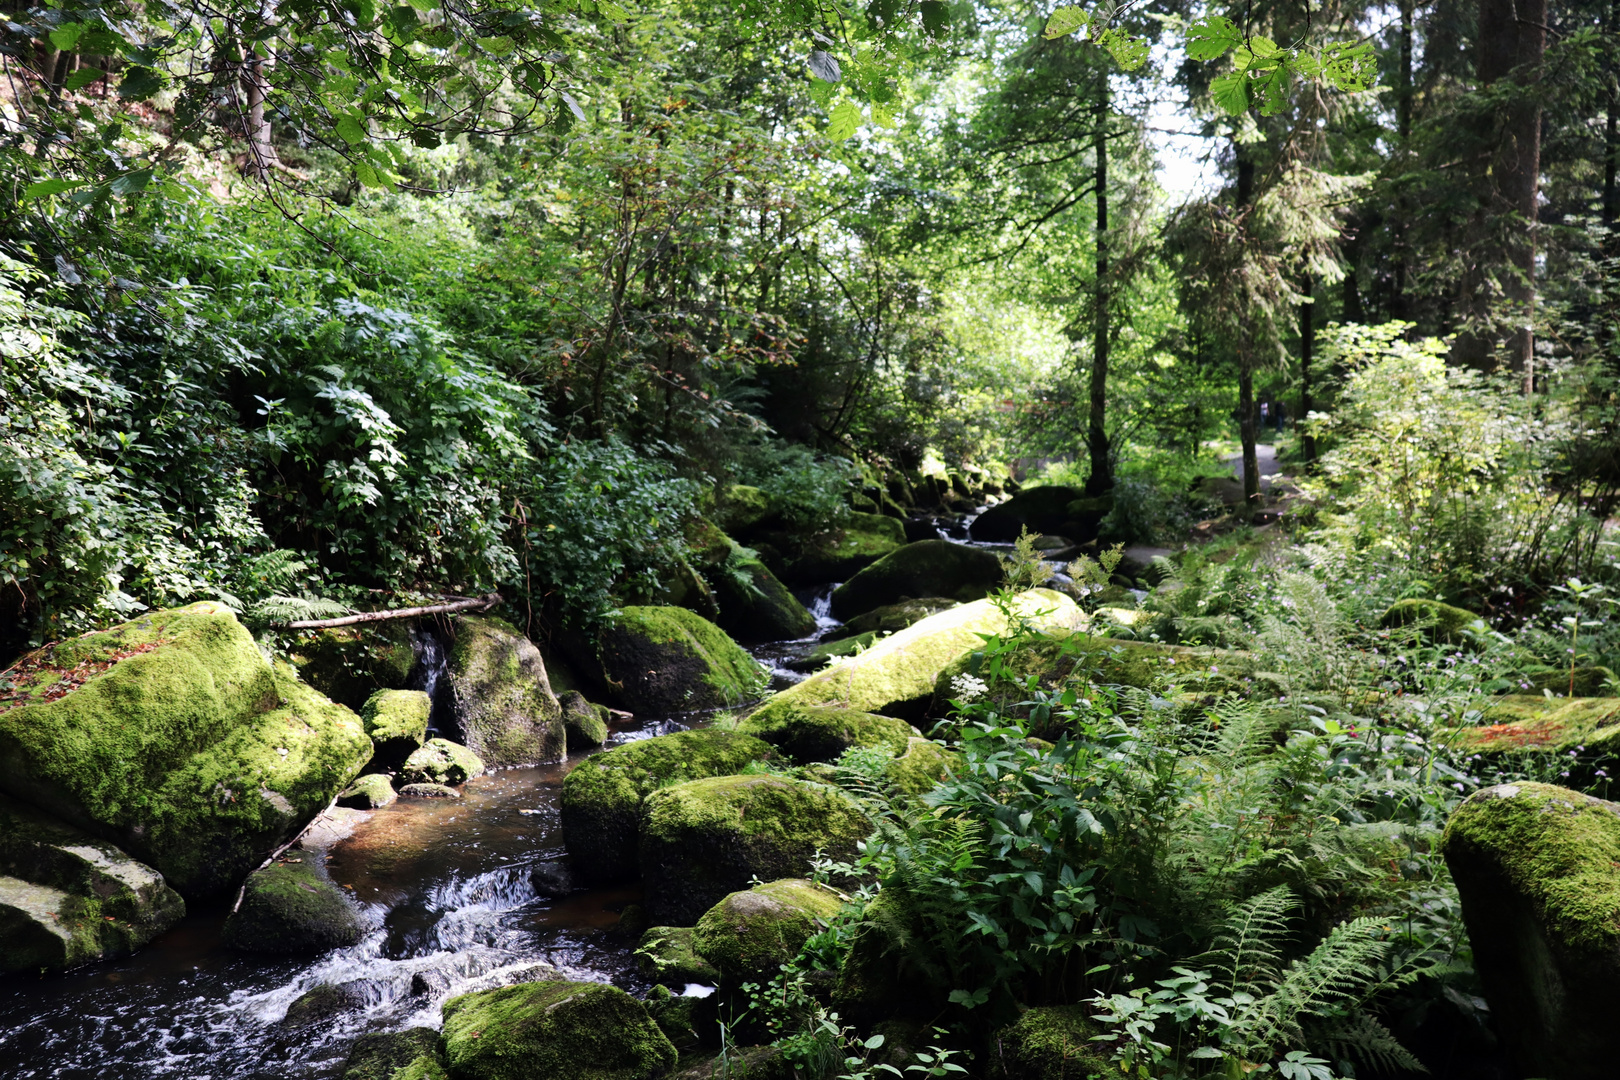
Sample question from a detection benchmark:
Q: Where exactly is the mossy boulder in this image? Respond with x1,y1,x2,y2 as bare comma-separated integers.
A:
640,774,870,925
394,1056,450,1080
593,606,767,714
336,773,397,810
560,729,777,885
222,857,363,954
636,924,721,987
841,598,960,637
341,1028,442,1080
1380,598,1488,644
780,513,908,584
360,689,430,772
282,981,364,1029
448,617,565,767
737,703,913,764
711,552,817,643
783,633,877,674
830,888,920,1024
692,878,843,981
753,590,1081,725
885,738,955,795
288,622,416,712
642,984,703,1055
668,1046,788,1080
402,739,484,786
989,1005,1114,1080
400,782,461,799
1512,667,1618,697
968,485,1086,543
1442,782,1620,1079
830,541,1002,621
0,792,185,974
0,602,374,898
440,979,678,1080
1440,697,1620,793
559,691,610,748
717,484,774,537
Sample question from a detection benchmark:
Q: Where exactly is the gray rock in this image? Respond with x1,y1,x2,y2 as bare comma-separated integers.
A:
398,782,461,799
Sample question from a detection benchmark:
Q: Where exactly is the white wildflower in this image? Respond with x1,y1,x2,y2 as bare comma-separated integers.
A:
950,673,989,703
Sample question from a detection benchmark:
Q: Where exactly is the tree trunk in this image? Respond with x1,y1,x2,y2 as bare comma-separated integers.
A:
1085,77,1112,497
242,49,276,180
1300,274,1317,462
1236,148,1261,506
1393,0,1414,316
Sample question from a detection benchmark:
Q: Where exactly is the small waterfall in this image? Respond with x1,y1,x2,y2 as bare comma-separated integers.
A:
805,585,840,633
408,626,455,737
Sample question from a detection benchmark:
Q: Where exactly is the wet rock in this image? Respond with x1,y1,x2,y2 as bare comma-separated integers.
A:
754,590,1081,724
398,782,462,800
223,857,363,954
640,775,869,925
692,879,843,982
1442,782,1620,1080
281,981,364,1029
642,984,703,1054
336,773,397,810
401,738,484,786
558,691,609,749
716,484,773,538
636,924,720,987
288,622,416,712
561,729,777,886
712,554,817,644
988,1005,1114,1080
830,541,1002,620
968,485,1086,543
885,737,956,795
840,598,960,637
341,1028,441,1080
592,606,767,714
0,602,372,899
1380,598,1487,644
0,792,185,974
448,616,565,767
737,703,914,764
359,689,430,772
783,633,876,673
779,512,908,584
441,979,677,1080
529,859,579,898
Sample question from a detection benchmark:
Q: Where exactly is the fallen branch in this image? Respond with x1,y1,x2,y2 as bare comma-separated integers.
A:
282,593,501,630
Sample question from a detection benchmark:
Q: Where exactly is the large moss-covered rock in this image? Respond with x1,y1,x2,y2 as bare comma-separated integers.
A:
968,485,1086,543
0,602,373,898
440,979,677,1080
885,738,955,795
222,857,363,954
288,622,416,712
361,689,430,772
1442,782,1620,1080
830,541,1002,621
712,553,817,643
636,924,720,987
640,775,870,925
692,878,843,981
989,1005,1114,1080
341,1028,442,1080
1380,598,1487,644
560,729,776,885
559,691,610,748
0,792,185,974
336,773,397,810
841,598,960,637
401,739,485,786
717,484,773,537
780,513,908,584
448,617,565,767
737,703,913,764
1440,697,1620,795
753,590,1081,724
668,1046,787,1080
594,606,767,714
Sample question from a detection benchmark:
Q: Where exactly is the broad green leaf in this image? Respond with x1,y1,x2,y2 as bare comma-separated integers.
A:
1099,27,1148,70
354,161,383,188
22,178,85,200
478,35,516,56
1256,66,1290,114
1185,15,1241,61
594,0,631,21
49,23,84,50
1210,71,1251,115
867,0,901,25
64,68,102,92
1044,5,1091,39
826,99,862,140
1248,34,1279,57
118,66,163,101
108,168,153,195
336,115,369,145
919,0,950,36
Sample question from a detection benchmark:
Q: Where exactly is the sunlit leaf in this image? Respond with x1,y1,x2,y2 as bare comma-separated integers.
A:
22,178,84,200
1211,71,1252,115
1186,15,1241,61
826,99,862,140
336,115,369,145
1044,5,1091,39
1098,27,1148,70
64,68,102,92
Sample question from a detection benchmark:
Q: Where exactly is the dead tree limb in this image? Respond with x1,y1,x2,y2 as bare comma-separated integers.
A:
282,593,501,630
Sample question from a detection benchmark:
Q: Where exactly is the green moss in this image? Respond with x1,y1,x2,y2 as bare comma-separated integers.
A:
287,622,416,712
0,875,103,973
391,1055,449,1080
783,634,877,674
642,984,701,1055
830,541,1002,620
361,689,430,771
640,774,870,925
755,590,1080,724
841,599,960,637
783,512,908,583
1440,697,1620,779
885,738,956,795
449,616,565,767
561,728,776,885
597,606,768,714
692,878,843,981
1381,598,1487,644
990,1005,1114,1080
713,554,817,643
635,924,720,986
718,485,773,536
559,691,610,749
222,857,363,954
440,979,678,1080
401,739,484,786
337,773,397,810
737,703,913,764
342,1028,442,1080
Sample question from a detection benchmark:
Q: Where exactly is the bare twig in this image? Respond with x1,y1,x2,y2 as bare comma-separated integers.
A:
283,593,501,629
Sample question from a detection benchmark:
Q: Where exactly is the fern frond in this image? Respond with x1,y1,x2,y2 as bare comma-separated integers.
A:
1269,917,1391,1025
1201,885,1296,995
251,594,352,625
1313,1010,1426,1075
